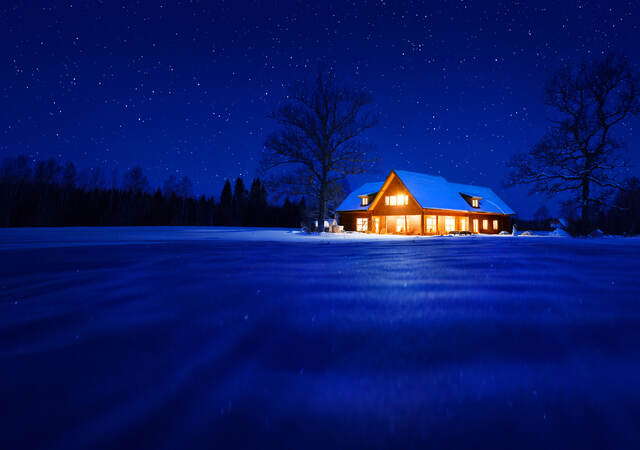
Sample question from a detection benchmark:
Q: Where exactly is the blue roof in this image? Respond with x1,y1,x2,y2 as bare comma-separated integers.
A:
337,170,515,215
336,181,384,211
394,170,515,214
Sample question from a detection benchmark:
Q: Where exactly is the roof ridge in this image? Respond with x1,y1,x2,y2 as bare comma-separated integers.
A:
337,170,514,215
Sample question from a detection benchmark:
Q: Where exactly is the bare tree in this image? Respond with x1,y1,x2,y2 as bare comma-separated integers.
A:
122,166,151,194
261,66,378,230
506,53,640,228
61,162,77,188
163,175,180,196
34,158,62,186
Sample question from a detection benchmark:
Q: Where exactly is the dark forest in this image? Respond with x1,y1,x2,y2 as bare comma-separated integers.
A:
0,155,306,228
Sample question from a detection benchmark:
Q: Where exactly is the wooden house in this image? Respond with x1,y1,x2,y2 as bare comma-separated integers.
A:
336,170,515,235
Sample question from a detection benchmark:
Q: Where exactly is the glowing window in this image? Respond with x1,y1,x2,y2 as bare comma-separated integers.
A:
356,218,368,232
361,197,368,206
445,216,455,233
472,199,479,208
493,219,498,230
473,219,479,233
460,217,468,231
385,194,408,206
396,217,405,233
425,215,436,233
482,219,488,230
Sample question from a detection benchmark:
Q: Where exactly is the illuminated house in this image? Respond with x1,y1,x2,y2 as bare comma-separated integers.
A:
336,170,515,235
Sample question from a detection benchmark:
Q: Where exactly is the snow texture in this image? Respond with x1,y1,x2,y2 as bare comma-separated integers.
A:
1,227,640,449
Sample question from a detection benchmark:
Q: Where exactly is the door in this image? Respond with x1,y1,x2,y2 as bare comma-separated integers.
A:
473,219,479,233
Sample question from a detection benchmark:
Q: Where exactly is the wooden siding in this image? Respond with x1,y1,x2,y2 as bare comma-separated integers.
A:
338,211,371,232
339,209,511,234
370,175,423,216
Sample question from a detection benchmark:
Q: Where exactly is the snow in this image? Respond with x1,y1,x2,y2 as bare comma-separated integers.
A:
394,170,515,214
0,226,587,250
550,228,571,237
335,181,384,211
2,227,640,449
0,226,423,249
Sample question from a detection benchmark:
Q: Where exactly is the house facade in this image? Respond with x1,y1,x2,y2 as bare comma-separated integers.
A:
336,170,514,235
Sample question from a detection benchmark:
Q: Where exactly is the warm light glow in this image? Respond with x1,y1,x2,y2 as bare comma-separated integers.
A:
493,219,498,230
472,199,479,208
396,217,405,233
374,217,380,233
425,215,436,233
384,194,408,206
357,217,368,232
483,219,488,230
460,217,468,231
445,216,455,232
385,215,420,234
361,197,368,206
473,219,479,233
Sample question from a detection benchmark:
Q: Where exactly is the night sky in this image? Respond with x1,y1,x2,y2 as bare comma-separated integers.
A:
2,0,639,217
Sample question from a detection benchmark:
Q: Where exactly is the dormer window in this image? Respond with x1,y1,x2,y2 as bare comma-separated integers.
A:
361,197,369,206
460,193,481,209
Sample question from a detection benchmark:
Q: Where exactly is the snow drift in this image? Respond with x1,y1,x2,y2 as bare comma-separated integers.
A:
1,227,640,449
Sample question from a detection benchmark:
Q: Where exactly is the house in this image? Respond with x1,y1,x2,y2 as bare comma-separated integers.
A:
336,170,514,235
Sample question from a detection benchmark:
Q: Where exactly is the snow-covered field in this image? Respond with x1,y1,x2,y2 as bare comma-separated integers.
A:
2,227,640,449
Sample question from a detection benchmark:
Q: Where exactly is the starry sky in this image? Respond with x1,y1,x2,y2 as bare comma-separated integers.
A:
2,0,639,217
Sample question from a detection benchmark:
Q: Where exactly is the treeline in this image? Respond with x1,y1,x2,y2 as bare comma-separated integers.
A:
0,155,306,227
513,177,640,236
579,176,640,235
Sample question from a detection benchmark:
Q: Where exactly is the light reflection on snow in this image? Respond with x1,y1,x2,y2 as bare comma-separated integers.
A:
1,227,639,448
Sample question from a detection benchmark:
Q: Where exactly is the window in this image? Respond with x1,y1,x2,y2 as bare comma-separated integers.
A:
385,215,418,234
425,215,436,233
384,194,408,206
471,199,479,208
460,217,468,231
356,218,368,232
473,219,479,233
482,219,488,230
493,219,498,230
361,197,368,206
445,216,455,233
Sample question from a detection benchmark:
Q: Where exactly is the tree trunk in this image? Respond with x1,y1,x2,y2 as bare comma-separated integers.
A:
317,180,328,232
581,178,590,231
